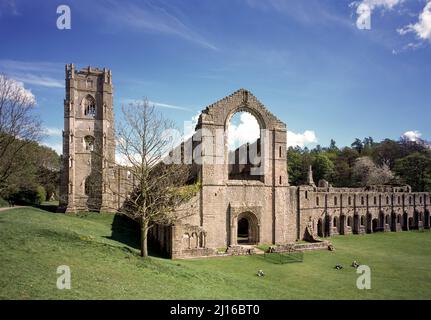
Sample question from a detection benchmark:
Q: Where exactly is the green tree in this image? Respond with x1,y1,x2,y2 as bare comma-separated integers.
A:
312,153,335,182
394,153,431,192
351,138,364,154
287,147,304,185
329,139,338,152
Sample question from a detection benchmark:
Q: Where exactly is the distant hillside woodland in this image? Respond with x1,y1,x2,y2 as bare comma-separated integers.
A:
287,137,431,192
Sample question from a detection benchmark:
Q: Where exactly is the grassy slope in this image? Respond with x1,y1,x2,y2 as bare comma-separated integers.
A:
0,207,430,300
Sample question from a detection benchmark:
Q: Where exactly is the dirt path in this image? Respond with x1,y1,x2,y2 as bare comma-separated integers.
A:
0,206,26,212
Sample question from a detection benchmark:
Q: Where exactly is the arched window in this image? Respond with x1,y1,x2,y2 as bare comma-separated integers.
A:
334,196,337,206
227,111,262,181
333,216,338,227
360,216,365,226
83,95,96,118
347,216,353,227
374,197,377,205
316,196,320,206
348,196,352,206
84,135,95,151
361,196,364,205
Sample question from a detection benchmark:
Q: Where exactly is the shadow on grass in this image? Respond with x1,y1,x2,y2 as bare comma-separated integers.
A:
106,214,167,258
36,203,58,213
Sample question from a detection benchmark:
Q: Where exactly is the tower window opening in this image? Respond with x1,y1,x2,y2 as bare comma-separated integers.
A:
83,95,96,118
84,135,95,151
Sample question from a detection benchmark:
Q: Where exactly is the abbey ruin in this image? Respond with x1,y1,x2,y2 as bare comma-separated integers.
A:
59,65,431,259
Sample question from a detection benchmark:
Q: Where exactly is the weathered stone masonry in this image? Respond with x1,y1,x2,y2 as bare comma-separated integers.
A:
59,65,431,259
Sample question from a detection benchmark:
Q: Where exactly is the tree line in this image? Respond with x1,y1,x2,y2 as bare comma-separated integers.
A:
287,137,431,192
0,74,60,206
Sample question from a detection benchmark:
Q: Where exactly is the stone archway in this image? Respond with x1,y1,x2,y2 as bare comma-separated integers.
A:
317,218,324,237
236,212,259,245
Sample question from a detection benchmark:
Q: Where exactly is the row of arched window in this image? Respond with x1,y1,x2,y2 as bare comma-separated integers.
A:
183,232,206,249
314,194,426,207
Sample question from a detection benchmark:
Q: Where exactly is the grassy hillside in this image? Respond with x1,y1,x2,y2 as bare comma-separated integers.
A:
1,207,430,300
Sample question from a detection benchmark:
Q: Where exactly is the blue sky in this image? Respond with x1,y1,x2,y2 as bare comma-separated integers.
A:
0,0,430,154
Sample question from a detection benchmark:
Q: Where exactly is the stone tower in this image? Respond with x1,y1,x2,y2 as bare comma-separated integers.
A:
59,64,116,213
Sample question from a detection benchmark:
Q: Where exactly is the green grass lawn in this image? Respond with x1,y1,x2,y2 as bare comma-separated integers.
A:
1,207,430,300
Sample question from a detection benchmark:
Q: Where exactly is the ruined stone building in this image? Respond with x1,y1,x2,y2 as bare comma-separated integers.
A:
59,65,431,258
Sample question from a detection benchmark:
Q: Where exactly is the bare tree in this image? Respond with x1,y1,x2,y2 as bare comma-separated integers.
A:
113,99,197,257
0,74,42,193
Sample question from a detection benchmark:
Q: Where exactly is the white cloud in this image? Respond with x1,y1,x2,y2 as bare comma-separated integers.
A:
43,127,62,137
187,111,317,150
402,130,422,142
0,59,63,88
398,0,431,41
93,0,217,50
13,74,63,88
227,112,260,150
122,98,192,111
183,111,201,141
286,130,318,148
149,100,192,112
351,0,403,28
0,74,35,104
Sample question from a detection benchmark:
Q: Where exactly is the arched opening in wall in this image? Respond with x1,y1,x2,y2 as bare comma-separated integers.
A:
227,111,262,181
82,95,96,118
236,212,259,244
347,216,353,228
183,233,191,249
333,216,339,233
366,213,372,233
409,217,414,229
84,135,95,152
237,218,249,243
403,212,409,230
413,211,419,228
425,211,430,229
317,219,323,237
360,216,365,226
391,212,397,231
372,218,379,232
379,212,385,229
385,215,389,225
191,233,199,248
